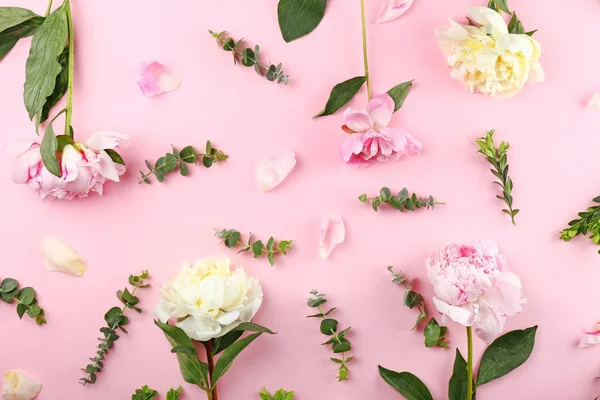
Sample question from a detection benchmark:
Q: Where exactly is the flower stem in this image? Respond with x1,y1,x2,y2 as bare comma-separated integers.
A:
45,0,54,16
64,0,75,137
466,326,473,400
204,341,219,400
360,0,371,100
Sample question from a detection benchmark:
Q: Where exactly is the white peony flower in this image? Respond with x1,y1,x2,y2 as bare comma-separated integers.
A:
436,7,544,99
153,256,263,342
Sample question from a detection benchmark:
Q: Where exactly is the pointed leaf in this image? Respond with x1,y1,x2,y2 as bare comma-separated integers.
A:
40,122,61,177
212,332,263,385
314,76,366,117
387,80,414,112
278,0,327,42
378,366,434,400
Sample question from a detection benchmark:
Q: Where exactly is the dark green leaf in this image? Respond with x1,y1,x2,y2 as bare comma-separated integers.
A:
0,288,18,303
1,278,18,292
387,80,414,112
104,149,125,166
424,318,441,347
404,290,423,309
164,153,177,172
202,156,214,168
213,331,244,355
380,187,392,202
223,37,235,51
16,303,27,319
104,307,123,327
179,162,188,176
315,76,366,117
266,237,275,251
307,297,326,307
320,318,338,335
170,345,198,356
267,252,275,266
241,47,256,67
378,366,434,400
180,146,197,163
0,15,43,61
40,122,61,177
266,64,277,81
277,0,327,42
226,231,241,248
0,7,40,33
27,305,41,317
40,46,68,123
507,13,524,34
17,287,35,305
332,338,351,353
212,332,263,385
389,197,403,210
448,349,475,400
252,241,264,258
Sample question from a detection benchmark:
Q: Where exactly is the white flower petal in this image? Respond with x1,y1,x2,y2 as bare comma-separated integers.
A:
40,237,87,277
580,322,600,348
588,93,600,110
2,370,42,400
467,6,508,36
255,151,296,192
318,216,345,259
432,297,475,326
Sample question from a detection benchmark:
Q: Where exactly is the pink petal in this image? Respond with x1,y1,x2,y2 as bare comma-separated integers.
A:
318,216,345,259
94,152,121,182
588,93,600,110
433,297,475,326
60,145,81,183
377,0,414,24
85,131,131,150
474,302,506,344
6,139,39,157
137,61,180,97
481,271,524,316
367,94,395,129
343,109,373,133
339,134,366,163
255,151,296,192
580,322,600,348
12,148,42,184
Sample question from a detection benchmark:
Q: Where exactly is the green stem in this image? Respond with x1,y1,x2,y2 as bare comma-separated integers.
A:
64,0,75,137
360,0,371,100
466,326,473,400
45,0,54,16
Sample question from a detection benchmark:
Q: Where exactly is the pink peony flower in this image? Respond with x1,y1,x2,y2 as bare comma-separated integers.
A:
579,322,600,348
427,240,524,343
7,131,130,200
340,93,421,166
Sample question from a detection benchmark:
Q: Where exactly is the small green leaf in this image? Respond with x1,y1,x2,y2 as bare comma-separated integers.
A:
27,305,41,317
202,156,214,168
320,319,338,335
266,64,277,81
252,240,264,258
104,149,125,166
404,290,423,308
378,366,434,400
16,303,27,319
40,46,69,123
40,122,61,177
104,307,123,326
315,76,366,117
166,386,183,400
389,197,403,210
423,318,441,347
307,298,326,308
380,187,392,202
332,338,351,353
241,47,256,67
180,146,197,163
1,278,18,292
225,231,241,248
398,188,409,201
278,0,327,42
266,237,275,251
222,37,235,51
17,287,35,305
448,349,473,400
387,80,414,112
164,153,177,172
267,252,275,266
358,194,368,203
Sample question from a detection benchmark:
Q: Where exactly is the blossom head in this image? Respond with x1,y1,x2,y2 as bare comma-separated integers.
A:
436,7,544,99
7,131,129,200
340,93,421,166
427,240,524,343
153,256,263,342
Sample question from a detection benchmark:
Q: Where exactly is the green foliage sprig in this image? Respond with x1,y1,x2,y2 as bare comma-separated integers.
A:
131,385,157,400
0,278,46,325
476,130,519,225
80,271,150,385
166,387,182,400
387,267,448,348
139,141,228,184
359,187,445,213
214,228,293,266
486,0,537,36
260,388,294,400
560,196,600,253
307,290,354,382
209,30,289,85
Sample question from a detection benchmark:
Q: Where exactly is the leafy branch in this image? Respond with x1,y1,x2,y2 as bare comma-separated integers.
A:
359,187,445,213
209,30,289,85
476,130,519,225
0,278,46,325
139,141,227,184
259,388,294,400
307,290,354,382
214,228,293,266
80,271,150,385
387,267,448,348
560,196,600,254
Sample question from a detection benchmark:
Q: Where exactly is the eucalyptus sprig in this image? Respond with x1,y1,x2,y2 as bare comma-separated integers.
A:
560,196,600,254
80,271,150,385
486,0,537,36
131,385,158,400
476,130,519,225
0,278,46,325
387,267,448,349
307,290,354,382
139,141,228,184
214,228,293,266
259,388,294,400
359,187,445,213
209,30,289,85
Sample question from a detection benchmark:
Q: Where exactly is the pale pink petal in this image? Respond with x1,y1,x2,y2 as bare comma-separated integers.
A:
2,370,42,400
474,301,506,344
377,0,413,24
403,132,423,155
6,140,39,157
11,148,42,184
340,134,366,164
60,145,81,183
367,94,395,129
137,61,180,97
378,127,408,153
85,131,131,150
40,237,87,277
433,297,475,326
343,109,373,133
255,151,296,192
588,93,600,110
481,271,524,316
319,216,345,259
580,322,600,348
93,152,121,182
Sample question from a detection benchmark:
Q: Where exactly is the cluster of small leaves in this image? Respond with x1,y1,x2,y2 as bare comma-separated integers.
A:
166,387,182,400
560,196,600,254
359,187,445,213
0,278,46,325
485,0,537,36
131,385,158,400
209,30,289,85
476,130,519,225
387,267,448,349
80,271,150,385
139,141,228,184
215,228,293,266
259,387,294,400
307,290,354,382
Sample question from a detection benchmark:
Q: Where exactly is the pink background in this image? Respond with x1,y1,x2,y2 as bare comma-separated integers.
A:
1,0,600,399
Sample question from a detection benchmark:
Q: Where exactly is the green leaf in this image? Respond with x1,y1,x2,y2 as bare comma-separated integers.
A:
315,76,366,117
358,194,368,203
398,188,409,202
387,80,414,112
233,322,276,335
16,303,27,319
493,0,511,13
171,345,198,356
423,318,441,347
222,37,235,51
266,237,275,251
332,338,351,353
267,252,275,266
252,240,264,258
380,187,392,202
212,332,263,386
389,197,404,210
40,122,61,177
278,0,327,42
448,349,475,400
104,149,125,166
403,290,423,309
0,288,18,303
202,156,214,168
307,298,326,308
226,230,241,248
166,386,182,400
17,287,35,305
320,318,338,335
180,146,197,163
164,153,177,172
0,15,44,61
179,161,188,176
27,305,41,317
507,13,524,34
39,46,68,123
266,64,277,81
378,366,433,400
0,7,39,33
132,385,158,400
23,3,68,120
273,389,294,400
104,307,123,326
241,47,256,67
1,278,18,292
476,326,538,387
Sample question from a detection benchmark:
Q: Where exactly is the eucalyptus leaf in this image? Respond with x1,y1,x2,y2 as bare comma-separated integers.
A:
17,287,35,305
278,0,327,43
378,366,434,400
387,80,414,112
315,76,366,117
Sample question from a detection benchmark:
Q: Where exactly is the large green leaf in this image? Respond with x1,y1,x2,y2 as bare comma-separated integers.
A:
40,46,68,123
211,332,263,386
476,326,538,387
212,322,275,355
314,76,366,118
0,16,43,61
378,366,433,400
448,349,476,400
0,7,39,33
278,0,327,43
23,2,68,121
387,80,413,112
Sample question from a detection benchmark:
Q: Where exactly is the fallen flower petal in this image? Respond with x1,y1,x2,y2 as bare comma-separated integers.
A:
137,61,180,97
588,93,600,110
255,151,296,192
580,322,600,348
2,370,42,400
40,237,87,277
319,216,345,259
377,0,413,24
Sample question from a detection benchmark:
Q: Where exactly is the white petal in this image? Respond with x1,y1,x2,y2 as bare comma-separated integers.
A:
2,370,42,400
318,216,345,259
40,237,87,277
467,6,508,36
255,151,296,192
579,322,600,348
85,132,131,150
432,297,475,326
588,93,600,110
376,0,413,24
